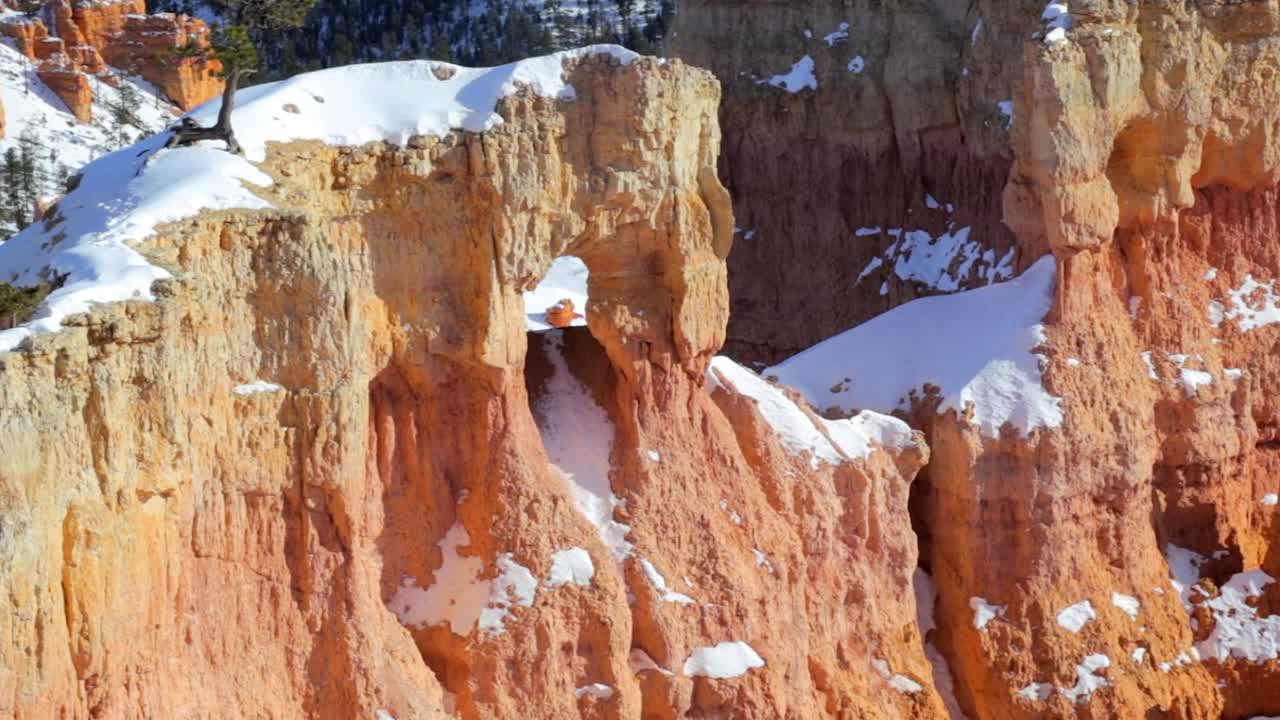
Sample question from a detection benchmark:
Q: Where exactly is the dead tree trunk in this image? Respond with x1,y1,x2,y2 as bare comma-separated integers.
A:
166,68,248,155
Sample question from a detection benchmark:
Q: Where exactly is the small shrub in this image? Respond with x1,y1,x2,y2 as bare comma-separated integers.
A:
0,277,63,330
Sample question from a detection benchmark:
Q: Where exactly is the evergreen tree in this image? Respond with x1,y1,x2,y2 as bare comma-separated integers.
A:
167,0,319,154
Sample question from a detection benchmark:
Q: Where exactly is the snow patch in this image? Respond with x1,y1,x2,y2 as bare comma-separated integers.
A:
708,356,916,468
770,257,1062,438
389,523,536,637
548,547,595,588
1167,544,1207,607
1262,494,1279,506
761,55,817,93
574,684,614,701
640,559,695,605
914,570,966,718
752,548,775,573
853,223,1014,292
1018,682,1054,701
534,332,633,560
682,642,765,679
1222,275,1280,332
525,256,588,332
190,46,639,163
1057,600,1097,633
478,554,538,634
970,597,1006,630
233,380,284,396
1194,569,1280,663
997,100,1014,126
1111,593,1140,620
870,657,923,693
1060,654,1109,703
1042,1,1072,44
823,22,850,46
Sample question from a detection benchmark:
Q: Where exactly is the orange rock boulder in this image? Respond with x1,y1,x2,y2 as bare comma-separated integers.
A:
544,298,582,328
109,13,223,111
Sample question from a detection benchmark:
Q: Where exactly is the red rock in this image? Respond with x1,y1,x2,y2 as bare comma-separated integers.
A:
544,298,582,328
36,56,92,123
108,12,223,111
16,1,223,113
67,0,143,51
34,35,65,61
0,15,49,59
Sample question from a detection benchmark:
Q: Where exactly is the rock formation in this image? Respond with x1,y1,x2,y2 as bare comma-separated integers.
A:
0,51,959,720
0,13,48,59
34,51,91,121
1,0,1279,717
0,0,222,121
673,1,1280,718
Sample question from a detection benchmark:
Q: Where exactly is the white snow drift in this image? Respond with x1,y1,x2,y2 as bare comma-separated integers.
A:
768,256,1063,438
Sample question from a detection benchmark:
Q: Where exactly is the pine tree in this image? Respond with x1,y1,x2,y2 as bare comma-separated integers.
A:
167,0,320,154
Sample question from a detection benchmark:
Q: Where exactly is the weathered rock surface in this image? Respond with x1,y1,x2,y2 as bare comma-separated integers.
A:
0,54,953,720
666,0,1037,364
678,1,1280,718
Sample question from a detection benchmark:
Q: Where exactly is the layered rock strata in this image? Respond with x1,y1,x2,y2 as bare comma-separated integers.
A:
0,53,954,720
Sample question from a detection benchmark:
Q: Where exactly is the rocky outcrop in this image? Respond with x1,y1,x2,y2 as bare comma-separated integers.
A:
0,14,48,59
0,53,955,720
681,1,1280,718
933,5,1280,717
666,0,1039,363
1,1,222,119
35,53,92,122
106,11,223,111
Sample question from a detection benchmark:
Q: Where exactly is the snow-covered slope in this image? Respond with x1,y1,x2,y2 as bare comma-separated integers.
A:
0,37,176,235
767,256,1064,438
0,46,637,352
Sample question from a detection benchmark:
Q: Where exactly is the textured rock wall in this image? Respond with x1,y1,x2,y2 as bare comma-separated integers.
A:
674,0,1280,718
666,0,1039,363
0,56,952,720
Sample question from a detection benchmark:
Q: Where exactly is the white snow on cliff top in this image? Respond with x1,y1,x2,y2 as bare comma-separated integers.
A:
0,46,638,352
767,256,1062,438
187,44,638,163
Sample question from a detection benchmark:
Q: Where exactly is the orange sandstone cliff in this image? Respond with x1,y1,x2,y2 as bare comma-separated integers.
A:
0,0,221,121
0,53,960,719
